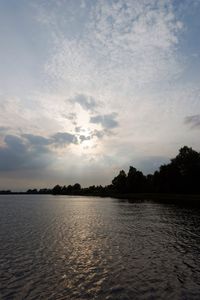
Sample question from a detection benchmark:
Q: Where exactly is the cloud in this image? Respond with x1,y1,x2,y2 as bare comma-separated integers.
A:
24,132,78,147
5,135,27,153
1,0,199,190
76,127,113,143
0,131,79,172
184,115,200,129
51,132,78,145
88,0,182,71
79,135,91,143
23,134,50,150
91,129,107,139
0,135,52,172
44,0,183,95
90,113,119,129
69,94,98,112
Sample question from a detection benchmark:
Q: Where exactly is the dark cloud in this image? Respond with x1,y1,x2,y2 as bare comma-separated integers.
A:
184,114,200,129
69,94,98,111
90,113,119,129
0,135,51,172
4,135,27,153
77,128,113,142
75,127,113,143
0,131,79,172
23,134,50,150
91,129,108,139
79,135,91,143
92,130,104,139
24,132,78,147
51,132,78,145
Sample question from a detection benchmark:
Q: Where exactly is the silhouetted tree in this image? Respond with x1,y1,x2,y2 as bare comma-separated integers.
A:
112,170,127,193
52,185,62,194
171,146,200,193
39,188,51,194
146,174,154,192
0,190,11,194
126,166,147,192
27,189,38,194
153,146,200,193
73,183,81,192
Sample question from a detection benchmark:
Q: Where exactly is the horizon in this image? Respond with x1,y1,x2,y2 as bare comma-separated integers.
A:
0,145,199,193
0,0,200,190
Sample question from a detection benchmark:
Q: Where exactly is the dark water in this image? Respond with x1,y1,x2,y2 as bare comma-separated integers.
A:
0,196,200,299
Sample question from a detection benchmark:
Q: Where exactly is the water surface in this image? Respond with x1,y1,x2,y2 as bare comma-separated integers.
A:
0,195,200,299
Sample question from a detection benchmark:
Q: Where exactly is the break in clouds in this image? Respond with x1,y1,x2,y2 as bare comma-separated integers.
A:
0,0,200,189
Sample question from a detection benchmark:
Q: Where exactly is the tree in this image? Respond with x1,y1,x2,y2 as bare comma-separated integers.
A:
52,184,62,194
153,146,200,193
126,166,147,192
112,170,127,193
72,183,81,194
171,146,200,193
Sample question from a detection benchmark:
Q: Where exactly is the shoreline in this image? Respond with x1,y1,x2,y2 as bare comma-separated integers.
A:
1,192,200,205
82,192,200,205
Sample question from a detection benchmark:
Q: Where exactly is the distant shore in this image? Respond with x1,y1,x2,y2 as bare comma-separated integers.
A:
80,192,200,204
1,191,200,206
104,192,200,204
1,146,200,200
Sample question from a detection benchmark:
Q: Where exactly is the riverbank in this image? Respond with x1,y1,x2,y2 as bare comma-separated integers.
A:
82,192,200,205
1,192,200,206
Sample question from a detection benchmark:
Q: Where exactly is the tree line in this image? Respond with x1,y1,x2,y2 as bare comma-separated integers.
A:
2,146,198,195
49,146,200,195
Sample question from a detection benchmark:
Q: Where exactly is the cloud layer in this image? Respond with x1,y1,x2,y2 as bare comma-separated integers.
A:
0,0,200,189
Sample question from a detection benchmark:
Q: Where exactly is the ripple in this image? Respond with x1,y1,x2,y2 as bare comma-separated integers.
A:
1,195,200,299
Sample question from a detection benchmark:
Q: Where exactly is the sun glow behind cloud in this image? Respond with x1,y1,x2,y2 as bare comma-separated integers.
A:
0,0,200,189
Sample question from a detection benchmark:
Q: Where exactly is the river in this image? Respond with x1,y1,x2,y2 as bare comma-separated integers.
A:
0,195,200,299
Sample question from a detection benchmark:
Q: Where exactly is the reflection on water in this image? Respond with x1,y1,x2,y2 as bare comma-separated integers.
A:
0,195,200,299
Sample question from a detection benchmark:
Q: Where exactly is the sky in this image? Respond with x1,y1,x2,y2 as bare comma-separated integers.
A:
0,0,200,191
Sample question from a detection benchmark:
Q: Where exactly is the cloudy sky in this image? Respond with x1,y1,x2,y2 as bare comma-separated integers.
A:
0,0,200,190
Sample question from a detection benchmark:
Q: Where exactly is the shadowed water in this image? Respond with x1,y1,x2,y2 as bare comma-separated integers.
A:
0,195,200,299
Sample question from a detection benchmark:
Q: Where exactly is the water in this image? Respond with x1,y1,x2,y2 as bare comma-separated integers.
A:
0,195,200,299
